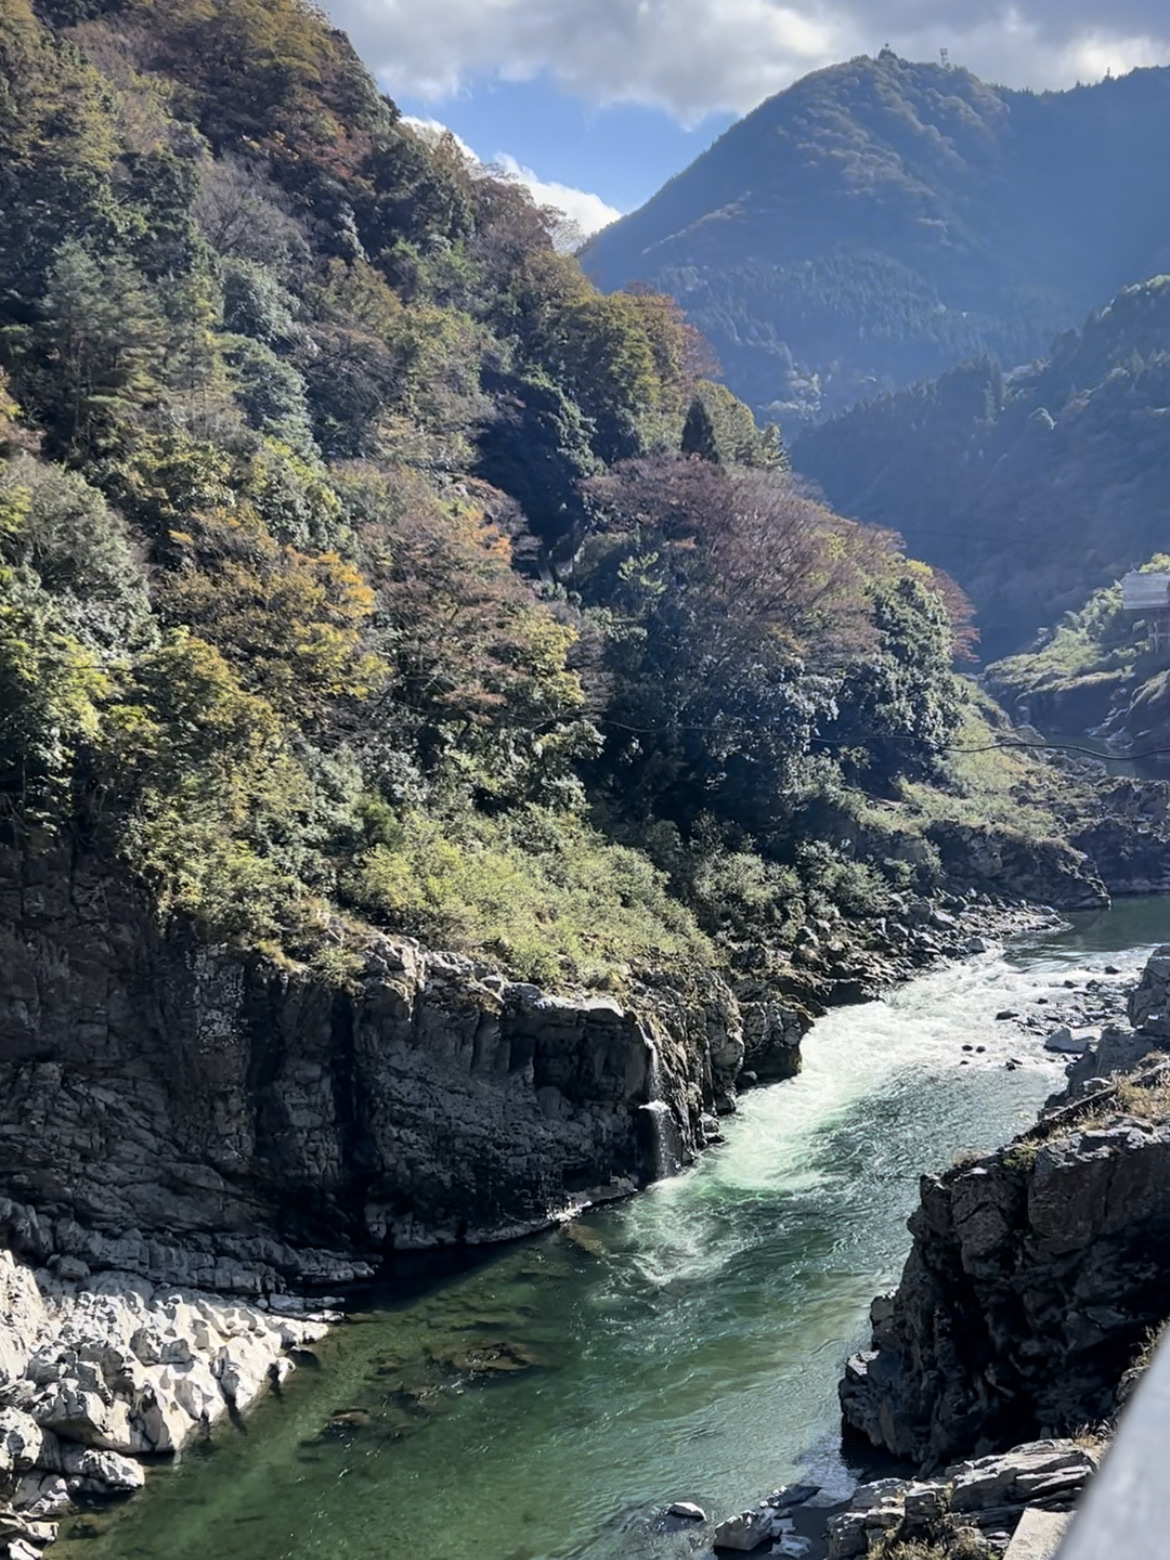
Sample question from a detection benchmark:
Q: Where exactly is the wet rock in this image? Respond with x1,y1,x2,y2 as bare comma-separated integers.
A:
737,989,806,1084
712,1506,775,1551
766,1484,821,1510
667,1501,706,1520
1043,1026,1092,1054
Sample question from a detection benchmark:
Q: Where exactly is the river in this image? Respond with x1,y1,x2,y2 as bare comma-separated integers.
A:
54,898,1167,1560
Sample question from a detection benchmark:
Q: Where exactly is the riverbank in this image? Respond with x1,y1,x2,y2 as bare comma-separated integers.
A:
809,942,1170,1560
0,809,1094,1560
0,902,1055,1557
35,905,1162,1560
0,1258,333,1560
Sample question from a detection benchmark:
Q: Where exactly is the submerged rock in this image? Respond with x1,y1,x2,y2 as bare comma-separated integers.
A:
712,1485,821,1553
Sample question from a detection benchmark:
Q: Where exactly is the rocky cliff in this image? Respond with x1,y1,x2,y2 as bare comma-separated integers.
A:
0,824,1088,1300
840,947,1170,1467
0,830,756,1292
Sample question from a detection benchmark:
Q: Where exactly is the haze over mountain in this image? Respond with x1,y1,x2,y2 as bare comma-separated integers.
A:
796,274,1170,658
583,51,1170,428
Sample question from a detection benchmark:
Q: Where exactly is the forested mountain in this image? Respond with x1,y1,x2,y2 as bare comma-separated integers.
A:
795,275,1170,658
1,0,1058,994
583,53,1170,429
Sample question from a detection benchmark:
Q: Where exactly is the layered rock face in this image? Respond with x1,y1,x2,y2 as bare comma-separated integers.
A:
0,834,745,1289
0,1249,328,1558
1070,779,1170,898
840,947,1170,1467
921,821,1107,910
827,1439,1098,1559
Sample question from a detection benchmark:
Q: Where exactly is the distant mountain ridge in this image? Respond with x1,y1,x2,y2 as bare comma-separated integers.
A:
794,274,1170,657
583,53,1170,428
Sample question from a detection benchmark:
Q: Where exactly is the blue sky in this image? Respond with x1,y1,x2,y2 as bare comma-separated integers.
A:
328,0,1170,234
396,74,736,218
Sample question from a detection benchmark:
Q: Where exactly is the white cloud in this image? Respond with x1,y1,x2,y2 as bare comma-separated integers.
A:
400,114,478,162
332,0,1170,122
401,116,621,238
491,154,621,236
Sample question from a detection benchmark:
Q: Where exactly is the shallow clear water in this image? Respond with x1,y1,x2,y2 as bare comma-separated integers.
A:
55,900,1168,1560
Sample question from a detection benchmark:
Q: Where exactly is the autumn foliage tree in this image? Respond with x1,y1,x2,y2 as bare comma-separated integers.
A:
577,455,948,834
157,507,384,723
341,467,595,805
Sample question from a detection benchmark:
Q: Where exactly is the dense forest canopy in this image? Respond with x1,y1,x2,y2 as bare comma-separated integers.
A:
0,0,1064,989
583,53,1170,430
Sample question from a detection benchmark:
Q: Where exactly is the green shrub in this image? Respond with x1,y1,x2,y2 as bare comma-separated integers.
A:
344,805,710,985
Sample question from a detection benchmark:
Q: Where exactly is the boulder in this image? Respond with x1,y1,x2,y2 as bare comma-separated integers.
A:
1129,947,1170,1033
767,1483,821,1510
712,1506,776,1551
826,1480,909,1559
1043,1026,1092,1054
1062,1025,1164,1098
667,1501,706,1520
0,1411,45,1483
34,1383,135,1452
948,1443,1097,1512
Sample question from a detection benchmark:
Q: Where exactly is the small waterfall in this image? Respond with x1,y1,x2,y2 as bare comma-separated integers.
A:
639,1039,685,1181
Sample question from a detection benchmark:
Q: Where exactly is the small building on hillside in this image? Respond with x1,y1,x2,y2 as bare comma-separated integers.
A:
1121,571,1170,650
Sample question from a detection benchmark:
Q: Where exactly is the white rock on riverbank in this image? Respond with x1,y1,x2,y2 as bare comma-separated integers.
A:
826,1440,1099,1558
0,1250,332,1556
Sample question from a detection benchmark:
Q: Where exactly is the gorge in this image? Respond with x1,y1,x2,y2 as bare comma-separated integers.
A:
4,0,1170,1555
11,901,1164,1560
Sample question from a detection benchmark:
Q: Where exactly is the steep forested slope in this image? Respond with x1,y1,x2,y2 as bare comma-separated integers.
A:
583,52,1170,429
0,0,1109,1013
795,275,1170,659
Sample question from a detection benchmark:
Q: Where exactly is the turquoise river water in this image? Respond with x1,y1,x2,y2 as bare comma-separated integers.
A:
53,898,1169,1560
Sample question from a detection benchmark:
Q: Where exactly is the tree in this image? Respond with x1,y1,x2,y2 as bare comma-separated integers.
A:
23,242,165,459
0,571,107,815
820,569,962,789
157,508,384,724
475,367,599,550
681,380,786,469
0,453,148,642
340,466,594,805
531,291,686,463
578,456,898,832
0,0,120,307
